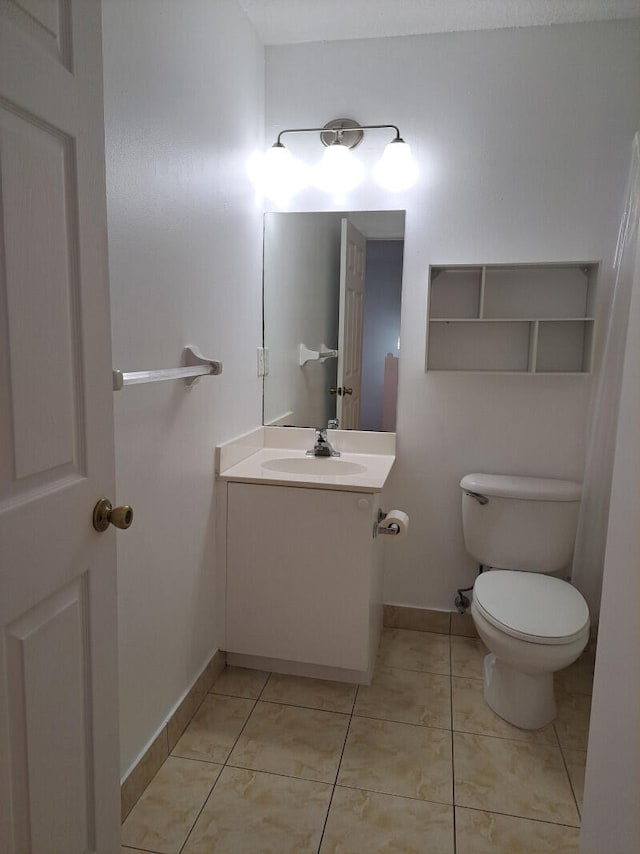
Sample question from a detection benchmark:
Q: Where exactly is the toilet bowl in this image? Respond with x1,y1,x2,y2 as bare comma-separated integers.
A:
471,570,589,729
460,473,590,730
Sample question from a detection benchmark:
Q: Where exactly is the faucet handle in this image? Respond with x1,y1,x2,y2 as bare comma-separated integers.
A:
315,427,328,441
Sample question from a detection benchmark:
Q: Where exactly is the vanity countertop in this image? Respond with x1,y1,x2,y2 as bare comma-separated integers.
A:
216,427,396,493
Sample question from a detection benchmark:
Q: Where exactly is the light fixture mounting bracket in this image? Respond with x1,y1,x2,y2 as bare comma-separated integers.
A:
320,118,364,150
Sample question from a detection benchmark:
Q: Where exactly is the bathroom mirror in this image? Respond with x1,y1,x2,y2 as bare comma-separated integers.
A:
263,210,405,431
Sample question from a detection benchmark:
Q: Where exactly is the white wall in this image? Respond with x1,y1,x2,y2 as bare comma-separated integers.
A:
102,0,264,775
263,213,341,427
265,21,640,611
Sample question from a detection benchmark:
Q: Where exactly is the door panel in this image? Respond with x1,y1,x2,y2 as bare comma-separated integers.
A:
1,0,72,69
0,1,120,851
6,577,92,853
0,104,84,486
337,219,366,429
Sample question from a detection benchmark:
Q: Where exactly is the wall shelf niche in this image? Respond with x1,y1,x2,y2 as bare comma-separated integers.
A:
425,262,598,374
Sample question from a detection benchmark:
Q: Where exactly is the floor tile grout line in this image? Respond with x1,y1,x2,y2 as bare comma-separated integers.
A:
378,663,452,677
450,634,457,854
176,685,265,854
133,793,582,854
222,692,263,764
351,711,454,733
256,696,356,716
450,726,560,746
454,802,582,830
209,688,267,700
259,671,273,698
170,696,259,768
245,697,353,726
223,761,334,786
208,670,271,702
179,668,360,852
452,636,583,833
383,627,454,637
316,682,359,852
176,668,359,852
556,728,583,822
176,771,221,854
377,654,452,678
377,660,453,675
167,753,223,767
451,723,573,750
335,781,454,809
183,763,458,810
124,734,223,852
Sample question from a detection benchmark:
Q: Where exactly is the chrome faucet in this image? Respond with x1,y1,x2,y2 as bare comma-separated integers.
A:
306,428,340,457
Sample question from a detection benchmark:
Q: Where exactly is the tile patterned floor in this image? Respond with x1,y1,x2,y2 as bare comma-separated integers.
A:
121,628,593,853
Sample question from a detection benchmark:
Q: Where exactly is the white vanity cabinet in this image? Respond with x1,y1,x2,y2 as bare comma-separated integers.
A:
225,482,384,681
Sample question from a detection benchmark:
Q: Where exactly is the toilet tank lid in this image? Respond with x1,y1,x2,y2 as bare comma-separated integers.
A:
460,474,582,501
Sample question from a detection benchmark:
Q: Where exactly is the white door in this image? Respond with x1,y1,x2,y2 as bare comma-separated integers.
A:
0,2,120,852
336,219,366,429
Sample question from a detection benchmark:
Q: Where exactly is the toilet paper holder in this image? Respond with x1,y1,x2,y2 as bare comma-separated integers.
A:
375,509,401,537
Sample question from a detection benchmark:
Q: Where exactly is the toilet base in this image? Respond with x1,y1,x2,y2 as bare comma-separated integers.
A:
483,653,556,730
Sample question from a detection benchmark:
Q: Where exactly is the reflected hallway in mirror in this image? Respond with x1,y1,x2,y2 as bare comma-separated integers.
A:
263,210,405,431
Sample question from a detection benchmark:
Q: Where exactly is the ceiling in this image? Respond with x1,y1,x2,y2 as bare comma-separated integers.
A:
238,0,640,45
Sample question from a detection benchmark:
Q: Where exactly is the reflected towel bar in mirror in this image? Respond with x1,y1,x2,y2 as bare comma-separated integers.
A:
299,343,339,367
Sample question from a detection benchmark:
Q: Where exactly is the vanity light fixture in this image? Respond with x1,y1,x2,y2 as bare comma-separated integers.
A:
259,118,418,203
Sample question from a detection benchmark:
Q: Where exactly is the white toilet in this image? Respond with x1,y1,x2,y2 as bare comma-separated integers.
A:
460,473,590,730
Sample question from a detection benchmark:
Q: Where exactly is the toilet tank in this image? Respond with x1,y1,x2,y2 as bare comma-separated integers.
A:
460,474,582,573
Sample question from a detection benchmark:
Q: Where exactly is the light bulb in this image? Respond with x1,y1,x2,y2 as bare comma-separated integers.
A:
259,143,308,206
314,142,364,198
373,139,418,191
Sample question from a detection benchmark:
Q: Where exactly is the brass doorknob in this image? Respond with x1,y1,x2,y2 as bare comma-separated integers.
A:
329,387,339,395
343,387,353,395
93,498,134,532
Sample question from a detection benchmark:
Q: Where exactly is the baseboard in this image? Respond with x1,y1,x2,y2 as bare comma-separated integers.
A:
383,604,478,638
120,648,226,821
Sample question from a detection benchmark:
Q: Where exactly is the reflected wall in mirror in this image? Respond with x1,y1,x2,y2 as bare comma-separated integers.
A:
263,211,405,431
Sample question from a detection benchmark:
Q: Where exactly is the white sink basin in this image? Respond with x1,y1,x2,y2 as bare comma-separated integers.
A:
261,457,367,476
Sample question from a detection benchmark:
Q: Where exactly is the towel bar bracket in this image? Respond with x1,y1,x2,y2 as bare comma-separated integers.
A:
183,345,222,387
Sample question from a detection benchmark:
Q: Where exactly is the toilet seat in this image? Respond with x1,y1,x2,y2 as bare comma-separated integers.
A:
473,570,589,645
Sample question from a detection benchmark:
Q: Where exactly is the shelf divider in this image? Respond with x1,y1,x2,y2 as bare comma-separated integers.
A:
478,266,486,319
528,321,539,373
